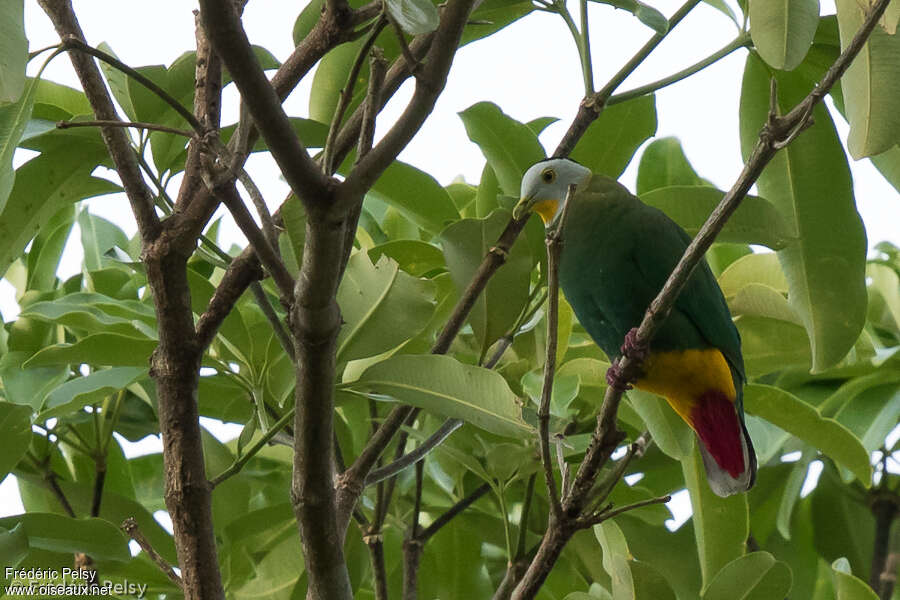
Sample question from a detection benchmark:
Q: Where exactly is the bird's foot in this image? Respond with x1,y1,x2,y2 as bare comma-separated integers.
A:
606,359,633,392
620,328,649,362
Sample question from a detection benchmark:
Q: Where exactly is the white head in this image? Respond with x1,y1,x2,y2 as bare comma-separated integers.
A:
513,158,592,226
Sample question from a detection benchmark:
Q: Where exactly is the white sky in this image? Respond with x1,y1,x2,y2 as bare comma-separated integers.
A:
1,0,898,523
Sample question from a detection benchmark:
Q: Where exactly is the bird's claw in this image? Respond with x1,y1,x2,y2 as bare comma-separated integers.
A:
620,328,649,362
605,359,633,392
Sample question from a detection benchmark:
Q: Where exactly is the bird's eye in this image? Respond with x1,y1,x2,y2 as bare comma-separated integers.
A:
541,169,556,183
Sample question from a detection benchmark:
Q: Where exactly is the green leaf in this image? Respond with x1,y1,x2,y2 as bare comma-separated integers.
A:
40,367,146,419
386,0,440,34
348,354,533,437
459,102,546,196
0,514,130,562
0,524,28,569
750,0,818,70
96,43,137,121
0,0,26,103
417,514,495,599
336,252,435,362
440,210,532,358
636,136,704,194
21,292,156,338
522,371,580,418
682,439,749,588
25,204,74,292
868,263,900,334
309,40,360,125
0,75,39,213
627,389,693,459
594,520,677,600
718,252,788,298
704,0,739,23
776,449,814,539
461,0,535,46
740,53,867,372
223,117,329,152
31,79,91,118
368,240,446,277
743,384,871,484
366,160,460,234
0,150,119,280
0,351,68,411
836,0,900,158
24,333,158,368
640,186,794,250
232,525,305,600
832,376,900,454
728,282,799,324
596,0,668,34
0,401,32,482
594,520,636,599
831,558,878,600
571,95,657,178
702,552,793,599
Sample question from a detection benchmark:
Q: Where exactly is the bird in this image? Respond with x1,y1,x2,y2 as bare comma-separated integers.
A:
512,157,756,497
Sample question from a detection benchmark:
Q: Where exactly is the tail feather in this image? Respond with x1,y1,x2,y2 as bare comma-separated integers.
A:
690,389,756,497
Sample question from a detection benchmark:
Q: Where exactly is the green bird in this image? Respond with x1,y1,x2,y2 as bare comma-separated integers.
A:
513,158,756,497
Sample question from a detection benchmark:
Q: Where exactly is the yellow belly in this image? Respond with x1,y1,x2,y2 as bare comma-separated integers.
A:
634,348,736,423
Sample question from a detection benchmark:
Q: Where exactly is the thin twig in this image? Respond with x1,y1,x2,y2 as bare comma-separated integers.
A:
249,282,294,360
209,407,296,488
90,458,106,517
607,32,751,106
56,119,195,138
45,472,77,518
516,474,537,559
199,0,332,209
356,48,388,163
554,0,702,157
209,180,295,301
60,37,203,133
575,494,672,528
419,482,492,542
365,418,463,486
323,16,388,174
122,518,184,589
538,184,577,520
389,13,421,76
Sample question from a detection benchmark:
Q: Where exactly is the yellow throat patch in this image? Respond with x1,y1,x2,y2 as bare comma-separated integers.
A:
533,199,559,225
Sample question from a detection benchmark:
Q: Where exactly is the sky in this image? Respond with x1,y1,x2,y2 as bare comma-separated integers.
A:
1,0,898,523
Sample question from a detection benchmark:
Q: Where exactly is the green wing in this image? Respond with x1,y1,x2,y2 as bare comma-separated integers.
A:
559,176,744,381
629,205,745,381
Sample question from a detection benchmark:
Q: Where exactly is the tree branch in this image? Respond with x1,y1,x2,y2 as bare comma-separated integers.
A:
122,517,184,589
419,482,491,542
323,16,388,174
55,119,195,138
195,252,264,350
38,6,225,598
175,9,224,216
538,184,578,521
38,2,160,244
198,0,333,208
365,418,463,486
209,180,296,301
209,407,296,488
554,0,702,158
339,0,478,206
607,32,751,107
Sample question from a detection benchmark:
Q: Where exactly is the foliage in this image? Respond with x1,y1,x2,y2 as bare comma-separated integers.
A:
0,0,899,599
